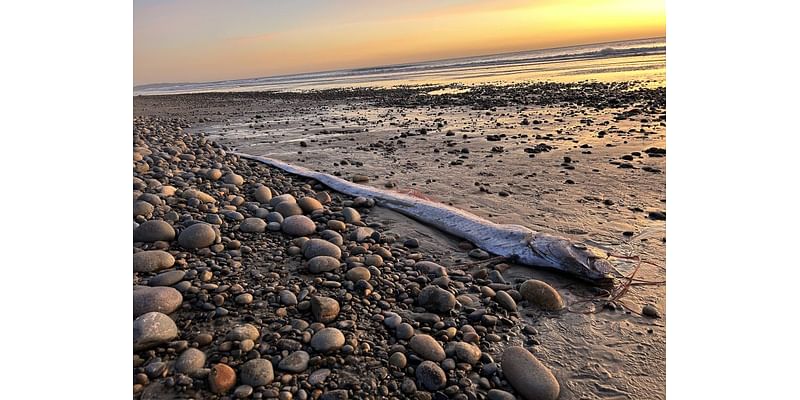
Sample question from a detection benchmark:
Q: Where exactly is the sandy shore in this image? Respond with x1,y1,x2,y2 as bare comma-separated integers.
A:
134,82,666,399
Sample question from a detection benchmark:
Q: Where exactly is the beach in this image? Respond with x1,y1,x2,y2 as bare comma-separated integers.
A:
134,80,665,399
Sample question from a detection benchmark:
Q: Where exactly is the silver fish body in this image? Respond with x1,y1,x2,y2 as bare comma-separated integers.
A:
239,153,614,284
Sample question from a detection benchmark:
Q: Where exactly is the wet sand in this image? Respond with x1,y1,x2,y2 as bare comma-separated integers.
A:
135,82,666,399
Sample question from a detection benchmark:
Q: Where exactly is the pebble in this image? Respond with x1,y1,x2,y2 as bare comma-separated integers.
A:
209,363,236,394
234,385,254,399
270,193,296,206
415,360,447,391
206,169,223,181
453,342,482,365
487,389,516,400
178,223,217,249
351,227,375,242
409,334,446,361
174,348,206,376
240,218,267,233
282,215,317,236
311,296,340,323
303,239,342,259
404,238,420,248
280,290,298,306
364,255,383,267
308,256,341,273
133,200,154,218
133,312,178,351
235,293,253,304
501,346,560,400
418,285,456,313
345,266,371,282
308,368,331,385
327,220,346,231
223,173,244,186
276,201,304,217
278,350,310,372
342,207,361,223
298,197,324,213
133,286,183,317
240,358,274,387
134,220,175,242
468,248,491,260
148,270,185,286
396,323,414,340
519,280,564,311
414,261,447,277
226,324,260,341
253,185,273,203
389,352,407,368
310,328,345,352
133,250,175,273
494,290,517,311
642,304,661,318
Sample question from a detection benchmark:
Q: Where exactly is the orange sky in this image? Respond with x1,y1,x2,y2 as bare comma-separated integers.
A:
134,0,664,85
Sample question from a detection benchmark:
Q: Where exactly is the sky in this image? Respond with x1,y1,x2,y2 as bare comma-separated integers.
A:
133,0,665,86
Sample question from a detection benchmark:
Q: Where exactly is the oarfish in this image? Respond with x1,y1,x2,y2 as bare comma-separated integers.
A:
238,153,616,284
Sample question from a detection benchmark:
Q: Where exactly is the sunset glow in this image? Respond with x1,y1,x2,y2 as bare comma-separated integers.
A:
134,0,665,85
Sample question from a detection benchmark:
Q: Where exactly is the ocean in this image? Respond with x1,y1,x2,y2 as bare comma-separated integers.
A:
134,37,665,96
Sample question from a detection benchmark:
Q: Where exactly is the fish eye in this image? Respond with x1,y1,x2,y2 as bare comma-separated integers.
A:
572,243,587,250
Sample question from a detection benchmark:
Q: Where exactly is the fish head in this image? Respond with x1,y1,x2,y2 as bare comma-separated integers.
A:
526,235,615,284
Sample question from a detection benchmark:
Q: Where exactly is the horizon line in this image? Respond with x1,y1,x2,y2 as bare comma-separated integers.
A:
133,35,665,89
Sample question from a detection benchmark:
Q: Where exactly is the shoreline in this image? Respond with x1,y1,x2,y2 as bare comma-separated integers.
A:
134,82,666,399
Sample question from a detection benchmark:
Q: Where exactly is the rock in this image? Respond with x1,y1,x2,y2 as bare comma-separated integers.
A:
282,215,317,236
133,200,154,218
409,334,445,361
310,328,345,352
182,189,216,203
389,352,407,368
487,389,516,400
308,368,331,385
239,218,267,233
468,248,491,260
178,223,217,249
276,201,304,217
308,256,341,273
133,312,178,352
351,227,375,242
134,220,175,242
311,296,340,323
519,280,564,311
342,207,360,223
148,270,185,286
253,185,273,203
240,358,274,387
320,389,349,400
345,266,371,282
209,364,236,394
396,323,414,340
206,169,223,181
303,239,341,259
415,360,447,391
133,250,175,273
280,290,298,306
501,346,560,400
235,293,253,304
266,211,284,223
495,291,517,311
174,348,206,375
418,286,456,313
453,342,482,365
642,304,661,318
270,193,296,206
298,197,324,213
327,220,346,231
234,385,254,398
133,286,183,317
226,324,260,341
223,173,244,186
278,350,310,373
404,238,420,248
415,261,447,277
364,255,383,267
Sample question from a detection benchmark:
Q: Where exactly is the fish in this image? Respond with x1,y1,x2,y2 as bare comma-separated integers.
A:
237,153,617,284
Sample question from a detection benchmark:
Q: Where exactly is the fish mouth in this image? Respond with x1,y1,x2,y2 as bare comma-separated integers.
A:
531,238,617,284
